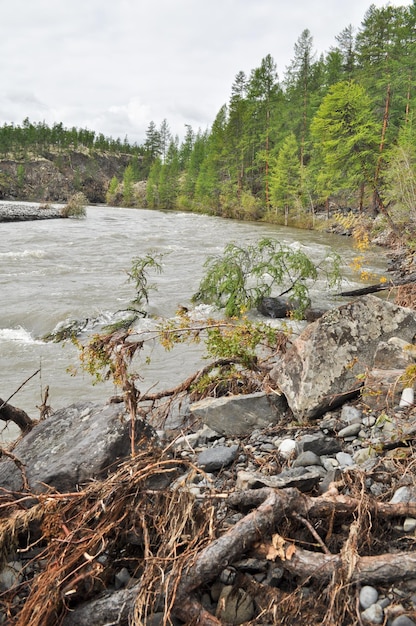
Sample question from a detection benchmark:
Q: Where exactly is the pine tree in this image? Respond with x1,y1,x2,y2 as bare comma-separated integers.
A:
310,80,379,208
269,133,302,225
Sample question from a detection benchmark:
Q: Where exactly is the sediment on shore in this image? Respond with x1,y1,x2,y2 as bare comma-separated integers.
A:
0,202,64,222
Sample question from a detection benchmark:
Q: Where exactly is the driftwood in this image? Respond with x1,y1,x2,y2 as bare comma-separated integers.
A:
339,276,416,297
0,398,33,432
59,485,416,625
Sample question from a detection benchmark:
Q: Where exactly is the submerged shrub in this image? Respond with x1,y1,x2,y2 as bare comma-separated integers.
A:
61,192,88,218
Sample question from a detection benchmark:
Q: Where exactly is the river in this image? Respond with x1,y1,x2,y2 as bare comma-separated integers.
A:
0,204,386,442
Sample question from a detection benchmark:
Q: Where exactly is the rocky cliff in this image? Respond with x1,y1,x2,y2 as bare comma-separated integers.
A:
0,150,132,204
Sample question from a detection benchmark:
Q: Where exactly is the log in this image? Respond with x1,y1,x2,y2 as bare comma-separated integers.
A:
62,486,416,625
283,545,416,585
338,277,416,297
0,398,33,432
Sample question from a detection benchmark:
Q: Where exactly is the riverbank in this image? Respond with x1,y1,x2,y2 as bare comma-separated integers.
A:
2,295,416,625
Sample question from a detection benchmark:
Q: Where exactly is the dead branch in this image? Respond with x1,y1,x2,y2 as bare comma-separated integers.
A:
140,357,251,402
0,399,33,433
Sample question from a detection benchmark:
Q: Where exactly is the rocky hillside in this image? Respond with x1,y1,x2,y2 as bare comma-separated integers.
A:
0,150,133,204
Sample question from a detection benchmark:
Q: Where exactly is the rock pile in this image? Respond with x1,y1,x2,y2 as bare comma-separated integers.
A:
2,295,416,624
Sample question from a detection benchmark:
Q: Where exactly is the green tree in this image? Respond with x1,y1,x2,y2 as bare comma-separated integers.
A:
194,106,228,211
106,176,119,205
284,30,316,168
246,55,282,206
269,133,302,225
122,164,135,206
310,80,380,208
146,158,162,208
158,139,180,209
192,237,341,318
383,116,416,227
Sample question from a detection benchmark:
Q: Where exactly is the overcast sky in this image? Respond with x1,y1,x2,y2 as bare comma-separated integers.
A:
0,0,411,145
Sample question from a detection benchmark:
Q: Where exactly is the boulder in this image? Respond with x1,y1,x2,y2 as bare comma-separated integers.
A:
257,296,327,321
270,295,416,421
0,402,156,493
189,392,287,436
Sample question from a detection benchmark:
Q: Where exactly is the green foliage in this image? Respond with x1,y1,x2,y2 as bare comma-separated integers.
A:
106,175,119,205
310,80,380,199
192,237,341,317
0,118,142,158
204,317,287,367
61,192,88,218
122,165,135,206
270,133,303,222
126,252,164,317
383,118,416,226
16,164,25,189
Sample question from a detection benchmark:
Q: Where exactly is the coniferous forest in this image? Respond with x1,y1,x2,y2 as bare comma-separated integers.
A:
1,3,416,227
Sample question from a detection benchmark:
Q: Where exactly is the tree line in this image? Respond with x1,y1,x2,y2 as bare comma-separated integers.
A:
140,2,416,228
0,118,143,158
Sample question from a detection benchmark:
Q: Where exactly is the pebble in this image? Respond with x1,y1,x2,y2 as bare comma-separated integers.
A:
292,451,322,468
361,602,383,623
390,486,416,504
360,586,379,609
391,617,416,626
340,404,362,424
400,388,414,408
277,439,297,459
338,423,362,438
0,561,22,590
197,445,239,472
336,451,354,467
403,517,416,532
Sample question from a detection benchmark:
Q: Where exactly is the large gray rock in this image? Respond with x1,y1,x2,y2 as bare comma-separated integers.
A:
189,392,286,436
270,295,416,421
0,402,155,493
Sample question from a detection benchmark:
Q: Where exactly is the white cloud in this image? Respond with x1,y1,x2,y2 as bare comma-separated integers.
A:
0,0,411,144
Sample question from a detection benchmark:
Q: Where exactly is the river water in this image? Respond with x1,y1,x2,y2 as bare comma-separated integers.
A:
0,204,386,441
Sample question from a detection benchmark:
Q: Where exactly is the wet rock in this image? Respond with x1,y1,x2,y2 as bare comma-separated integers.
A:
189,392,287,436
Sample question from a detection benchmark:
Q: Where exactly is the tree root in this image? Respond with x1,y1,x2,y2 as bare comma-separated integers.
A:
6,463,416,625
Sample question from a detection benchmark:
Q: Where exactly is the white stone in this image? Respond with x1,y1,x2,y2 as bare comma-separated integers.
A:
400,388,414,407
403,517,416,532
277,439,297,459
